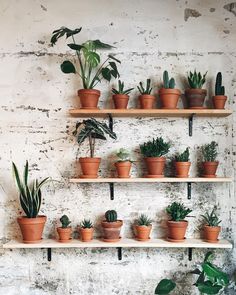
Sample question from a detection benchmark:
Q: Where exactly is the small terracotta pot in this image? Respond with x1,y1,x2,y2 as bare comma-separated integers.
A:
77,89,100,109
167,220,188,242
185,89,207,109
159,88,181,109
203,225,221,243
57,227,72,243
144,157,166,178
17,215,46,244
175,162,191,178
79,227,94,242
135,225,152,241
202,161,219,177
139,95,155,109
101,220,123,242
115,161,132,178
113,94,129,109
79,157,101,178
213,95,227,109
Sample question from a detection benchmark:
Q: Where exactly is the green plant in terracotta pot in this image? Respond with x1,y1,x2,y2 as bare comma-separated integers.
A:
51,27,120,109
201,141,218,178
185,70,207,109
101,210,123,242
137,79,155,109
73,118,117,178
79,219,94,242
213,72,227,109
166,202,192,242
12,161,49,244
174,147,191,178
57,215,72,243
112,80,134,109
201,207,221,243
140,137,171,178
115,148,133,178
135,214,152,241
159,71,181,109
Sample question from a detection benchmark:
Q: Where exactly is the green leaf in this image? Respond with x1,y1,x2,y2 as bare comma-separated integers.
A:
155,279,176,294
108,54,121,63
67,43,84,51
51,27,82,45
101,68,112,81
61,61,76,74
12,162,25,197
204,252,214,263
24,161,28,186
91,39,114,49
77,128,91,145
203,263,229,286
83,51,100,68
197,281,222,294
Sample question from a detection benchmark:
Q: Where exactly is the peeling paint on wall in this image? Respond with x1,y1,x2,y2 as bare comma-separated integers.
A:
184,8,201,22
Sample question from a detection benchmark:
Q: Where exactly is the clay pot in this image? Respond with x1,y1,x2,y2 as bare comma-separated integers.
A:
101,220,123,242
113,94,129,109
139,95,155,109
213,95,227,109
79,157,101,178
17,215,46,244
185,89,207,109
202,161,219,177
79,227,94,242
77,89,100,109
167,220,188,242
175,162,191,178
144,157,166,178
159,88,181,109
57,227,72,243
203,225,221,243
135,225,152,241
115,161,132,178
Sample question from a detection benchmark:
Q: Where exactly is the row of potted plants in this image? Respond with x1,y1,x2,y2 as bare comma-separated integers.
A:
51,27,228,110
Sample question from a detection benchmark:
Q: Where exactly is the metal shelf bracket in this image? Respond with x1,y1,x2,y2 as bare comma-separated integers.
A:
188,248,193,261
47,248,52,261
109,183,114,200
188,114,195,136
187,182,192,200
117,247,122,260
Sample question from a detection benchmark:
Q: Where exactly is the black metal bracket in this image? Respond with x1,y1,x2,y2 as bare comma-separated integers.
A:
117,247,122,260
188,114,195,136
47,248,52,261
109,183,114,200
188,248,193,261
108,113,113,132
187,182,192,200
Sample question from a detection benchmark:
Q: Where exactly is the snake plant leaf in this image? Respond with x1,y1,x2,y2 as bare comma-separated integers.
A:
67,43,84,51
24,161,28,186
61,61,76,74
197,281,222,294
155,279,176,294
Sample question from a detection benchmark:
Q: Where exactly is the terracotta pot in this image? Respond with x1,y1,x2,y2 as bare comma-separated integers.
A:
202,161,219,177
113,94,129,109
79,227,94,242
139,95,155,109
175,162,191,178
77,89,100,109
159,88,181,109
144,157,166,178
135,225,152,241
57,227,72,243
101,220,123,242
185,89,207,109
79,157,101,178
203,225,221,243
17,215,46,244
213,95,227,109
115,161,132,178
167,220,188,242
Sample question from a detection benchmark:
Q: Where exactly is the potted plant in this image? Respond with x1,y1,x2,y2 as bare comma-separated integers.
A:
140,137,171,178
101,210,123,242
79,219,94,242
57,215,72,243
114,148,132,178
201,207,221,243
137,79,155,109
213,72,227,109
174,147,191,178
159,71,181,109
166,202,192,242
12,161,49,244
73,118,116,178
112,80,134,109
51,27,120,109
135,214,152,241
185,70,207,109
201,141,218,177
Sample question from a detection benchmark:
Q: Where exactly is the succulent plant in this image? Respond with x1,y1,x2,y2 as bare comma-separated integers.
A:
201,207,221,227
137,214,152,226
187,70,207,89
163,71,175,89
116,148,132,162
81,219,93,228
137,78,153,94
202,141,218,162
112,80,134,95
166,202,192,222
60,215,71,228
105,210,117,222
215,72,225,96
140,137,171,158
175,147,190,162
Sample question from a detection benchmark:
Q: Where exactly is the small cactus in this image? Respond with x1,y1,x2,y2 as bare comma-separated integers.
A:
81,219,93,229
60,215,71,228
163,71,175,89
105,210,117,222
215,72,225,96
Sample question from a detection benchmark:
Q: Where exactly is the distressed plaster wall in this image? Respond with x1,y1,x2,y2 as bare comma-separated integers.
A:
0,0,236,294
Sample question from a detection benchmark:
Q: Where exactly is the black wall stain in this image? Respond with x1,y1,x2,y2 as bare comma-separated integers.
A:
184,8,202,21
224,2,236,16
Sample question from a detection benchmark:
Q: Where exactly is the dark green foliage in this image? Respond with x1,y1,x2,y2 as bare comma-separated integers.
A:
163,71,175,89
155,279,176,294
137,214,152,226
201,207,221,227
112,80,134,95
12,161,49,218
188,70,207,89
175,147,190,162
81,219,93,228
215,72,225,96
116,148,132,162
166,202,192,221
140,137,170,158
60,215,71,228
105,210,117,222
137,79,153,94
202,141,218,162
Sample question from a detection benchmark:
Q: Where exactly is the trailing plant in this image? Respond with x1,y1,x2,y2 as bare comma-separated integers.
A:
187,70,207,89
137,214,152,226
140,137,171,158
201,207,222,227
81,219,93,229
163,71,175,89
202,141,218,162
12,161,49,218
175,147,190,162
105,210,117,222
60,215,71,228
166,202,192,222
51,27,120,89
137,79,153,94
215,72,225,96
115,148,132,162
112,80,134,95
73,118,117,158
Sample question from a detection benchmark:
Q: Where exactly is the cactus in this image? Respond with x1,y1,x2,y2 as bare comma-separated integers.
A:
105,210,117,222
215,72,225,95
163,71,175,89
137,78,153,94
60,215,71,228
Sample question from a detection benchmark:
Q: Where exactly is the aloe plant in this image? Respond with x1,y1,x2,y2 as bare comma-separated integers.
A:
188,70,207,89
81,219,93,228
201,207,221,227
112,80,134,95
137,214,152,226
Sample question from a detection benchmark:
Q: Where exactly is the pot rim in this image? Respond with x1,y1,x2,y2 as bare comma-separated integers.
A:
139,94,155,99
113,94,129,99
204,225,221,229
175,161,191,165
167,220,188,224
159,88,181,94
79,227,94,231
212,95,227,99
202,161,219,165
185,88,207,93
78,88,100,94
79,157,101,162
144,156,166,160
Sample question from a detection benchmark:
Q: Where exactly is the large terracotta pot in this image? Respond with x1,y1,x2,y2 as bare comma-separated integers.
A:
77,89,100,109
101,220,123,242
139,95,155,109
202,161,218,177
135,225,152,241
79,227,94,242
167,220,188,242
159,88,181,109
115,161,132,178
203,225,221,243
185,89,207,109
175,162,191,178
212,95,227,109
79,157,101,178
57,227,72,243
113,94,129,109
144,157,166,178
17,215,46,244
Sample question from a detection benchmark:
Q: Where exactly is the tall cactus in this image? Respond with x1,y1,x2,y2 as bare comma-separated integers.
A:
163,71,175,89
105,210,117,222
215,72,225,95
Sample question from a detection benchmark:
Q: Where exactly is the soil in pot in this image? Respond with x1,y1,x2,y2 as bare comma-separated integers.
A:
185,89,207,109
203,225,221,243
17,215,47,244
77,89,100,109
139,95,155,109
167,220,188,242
144,157,166,178
202,161,218,177
79,227,94,242
175,162,191,178
115,161,132,178
101,220,123,242
113,94,129,109
159,88,181,109
135,225,152,241
212,95,227,109
79,157,101,178
57,227,72,243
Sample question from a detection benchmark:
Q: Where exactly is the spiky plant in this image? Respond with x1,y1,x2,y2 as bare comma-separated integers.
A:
137,79,153,94
112,80,134,95
187,70,207,89
166,202,192,222
175,147,190,162
105,210,117,222
140,137,171,158
81,219,93,228
137,214,152,226
163,71,175,89
60,215,71,228
201,207,221,227
215,72,225,96
202,141,218,162
116,148,132,162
